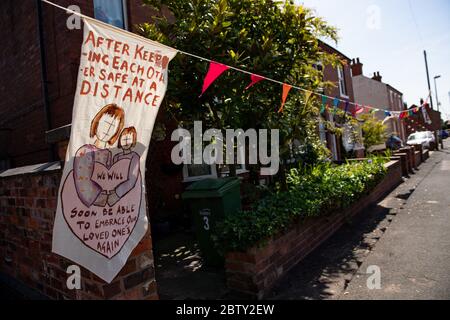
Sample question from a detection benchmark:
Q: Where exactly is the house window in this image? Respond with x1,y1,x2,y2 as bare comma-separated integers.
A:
313,62,324,93
182,137,246,182
93,0,128,29
183,163,217,182
337,65,348,98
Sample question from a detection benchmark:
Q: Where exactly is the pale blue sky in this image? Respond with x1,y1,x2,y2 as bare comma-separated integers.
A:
297,0,450,120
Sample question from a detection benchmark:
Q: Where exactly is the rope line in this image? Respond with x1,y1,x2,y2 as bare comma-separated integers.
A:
41,0,426,115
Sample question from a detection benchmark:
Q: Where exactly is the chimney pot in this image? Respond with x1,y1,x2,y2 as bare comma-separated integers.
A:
351,57,363,76
372,71,382,82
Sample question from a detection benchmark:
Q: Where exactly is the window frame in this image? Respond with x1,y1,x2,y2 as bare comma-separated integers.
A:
182,163,218,183
337,65,349,99
181,136,248,182
93,0,129,30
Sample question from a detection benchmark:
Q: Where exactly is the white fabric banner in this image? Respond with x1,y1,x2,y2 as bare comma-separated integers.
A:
421,106,432,125
52,18,177,283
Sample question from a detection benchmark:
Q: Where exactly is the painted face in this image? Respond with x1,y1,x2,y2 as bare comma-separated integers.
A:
96,114,120,143
120,133,134,150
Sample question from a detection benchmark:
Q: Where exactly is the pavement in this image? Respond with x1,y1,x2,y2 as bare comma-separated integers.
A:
341,142,450,299
269,140,450,300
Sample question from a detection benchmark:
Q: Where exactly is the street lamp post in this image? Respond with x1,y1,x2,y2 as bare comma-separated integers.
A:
434,75,441,112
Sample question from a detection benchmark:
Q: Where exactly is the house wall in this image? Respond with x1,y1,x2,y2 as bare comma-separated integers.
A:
319,42,356,160
403,104,442,137
386,86,406,140
352,74,407,140
0,169,158,300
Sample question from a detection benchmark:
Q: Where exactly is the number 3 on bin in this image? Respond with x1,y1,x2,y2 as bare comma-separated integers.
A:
203,216,210,231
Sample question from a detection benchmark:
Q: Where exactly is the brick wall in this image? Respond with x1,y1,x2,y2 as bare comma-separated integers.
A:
0,169,158,300
225,160,403,299
394,146,416,173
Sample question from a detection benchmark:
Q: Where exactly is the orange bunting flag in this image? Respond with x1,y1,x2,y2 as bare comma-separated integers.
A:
278,83,292,113
199,61,230,97
245,74,265,90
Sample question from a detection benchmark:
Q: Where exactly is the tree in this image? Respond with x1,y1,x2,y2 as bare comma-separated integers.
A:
359,114,387,151
140,0,340,183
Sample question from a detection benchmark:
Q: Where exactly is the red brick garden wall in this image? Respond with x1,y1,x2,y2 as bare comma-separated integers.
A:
225,160,403,299
0,169,158,300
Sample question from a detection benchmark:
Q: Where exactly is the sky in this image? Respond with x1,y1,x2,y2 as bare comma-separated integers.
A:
296,0,450,120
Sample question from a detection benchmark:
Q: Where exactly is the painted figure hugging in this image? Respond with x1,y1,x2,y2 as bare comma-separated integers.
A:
60,104,143,259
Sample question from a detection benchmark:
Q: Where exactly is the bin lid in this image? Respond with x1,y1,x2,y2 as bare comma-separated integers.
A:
182,177,240,199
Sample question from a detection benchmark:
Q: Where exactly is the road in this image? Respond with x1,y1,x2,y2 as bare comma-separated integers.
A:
270,140,450,300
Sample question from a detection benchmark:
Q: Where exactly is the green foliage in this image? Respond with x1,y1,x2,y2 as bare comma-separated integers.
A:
360,114,387,150
215,159,388,251
139,0,340,173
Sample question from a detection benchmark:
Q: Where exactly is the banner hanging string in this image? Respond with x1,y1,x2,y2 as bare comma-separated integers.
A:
41,0,427,116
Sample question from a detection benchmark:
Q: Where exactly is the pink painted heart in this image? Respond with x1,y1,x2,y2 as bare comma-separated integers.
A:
61,158,142,259
91,160,129,192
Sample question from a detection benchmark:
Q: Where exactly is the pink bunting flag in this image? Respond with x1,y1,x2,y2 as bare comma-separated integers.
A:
199,61,230,97
278,83,292,113
355,104,364,114
245,74,265,90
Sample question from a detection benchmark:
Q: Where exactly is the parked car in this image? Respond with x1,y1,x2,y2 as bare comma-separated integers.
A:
385,135,404,150
439,130,449,140
407,131,435,149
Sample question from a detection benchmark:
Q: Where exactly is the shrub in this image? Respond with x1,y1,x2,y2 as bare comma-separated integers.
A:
215,158,387,252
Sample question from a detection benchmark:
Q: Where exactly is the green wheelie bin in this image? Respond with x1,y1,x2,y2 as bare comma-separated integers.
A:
182,177,241,266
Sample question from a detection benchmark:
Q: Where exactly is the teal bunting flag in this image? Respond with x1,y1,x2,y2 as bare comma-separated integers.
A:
320,95,327,114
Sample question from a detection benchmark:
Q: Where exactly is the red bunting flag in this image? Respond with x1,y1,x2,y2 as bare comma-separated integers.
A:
399,111,407,119
355,104,364,114
199,61,230,97
245,74,265,90
278,83,293,113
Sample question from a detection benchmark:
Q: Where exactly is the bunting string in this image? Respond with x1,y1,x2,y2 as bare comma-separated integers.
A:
41,0,429,118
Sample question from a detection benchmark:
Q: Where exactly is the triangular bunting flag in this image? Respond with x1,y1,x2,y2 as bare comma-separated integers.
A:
344,99,350,114
320,95,328,114
333,97,340,107
333,97,340,115
278,83,292,113
355,104,364,114
384,110,392,117
245,74,265,90
305,91,313,104
199,61,230,97
399,111,406,119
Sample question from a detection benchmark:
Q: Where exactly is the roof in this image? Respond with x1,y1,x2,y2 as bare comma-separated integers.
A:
386,83,403,96
318,40,352,62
